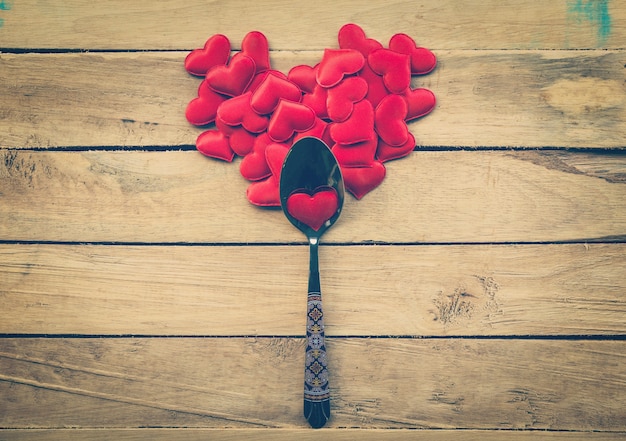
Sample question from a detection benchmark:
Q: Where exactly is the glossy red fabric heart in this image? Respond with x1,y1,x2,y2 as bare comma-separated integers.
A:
342,161,386,199
377,132,416,163
326,76,368,122
239,135,272,181
216,92,269,133
227,126,257,157
389,33,437,75
206,53,256,97
338,23,383,56
246,175,280,207
185,80,228,126
368,49,411,94
286,187,339,231
241,31,271,74
316,49,365,88
375,93,409,146
184,34,231,77
250,72,303,115
329,99,375,145
403,87,437,121
332,136,378,167
195,129,235,162
288,64,318,93
267,100,316,142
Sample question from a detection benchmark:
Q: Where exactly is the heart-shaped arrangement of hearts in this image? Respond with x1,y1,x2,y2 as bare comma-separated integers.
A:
185,23,436,206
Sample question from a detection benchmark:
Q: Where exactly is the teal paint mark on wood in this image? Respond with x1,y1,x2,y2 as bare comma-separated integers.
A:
568,0,612,45
0,0,12,28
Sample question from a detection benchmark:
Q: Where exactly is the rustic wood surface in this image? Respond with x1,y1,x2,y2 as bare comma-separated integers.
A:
1,0,625,439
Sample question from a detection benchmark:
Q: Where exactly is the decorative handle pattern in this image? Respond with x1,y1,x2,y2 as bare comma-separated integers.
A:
304,291,330,428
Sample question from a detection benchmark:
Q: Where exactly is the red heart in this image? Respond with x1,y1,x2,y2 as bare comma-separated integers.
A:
241,31,271,74
250,72,302,115
302,84,329,119
239,135,273,181
286,187,339,231
342,161,386,199
389,33,437,75
185,80,228,126
265,141,290,177
377,132,416,163
288,64,319,94
332,136,378,167
368,49,411,94
375,94,409,146
403,87,437,121
227,126,257,156
184,34,231,77
206,53,256,97
359,63,389,108
329,99,375,145
337,23,383,56
216,92,269,133
195,129,235,162
326,76,368,122
267,100,316,142
316,49,365,88
246,175,280,207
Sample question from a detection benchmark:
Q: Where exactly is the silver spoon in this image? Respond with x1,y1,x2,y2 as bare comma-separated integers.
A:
279,136,344,429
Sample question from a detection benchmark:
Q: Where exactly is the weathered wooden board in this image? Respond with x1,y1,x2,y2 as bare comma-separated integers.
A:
0,51,624,149
1,243,624,336
1,338,624,430
2,150,625,243
2,429,625,441
0,0,622,50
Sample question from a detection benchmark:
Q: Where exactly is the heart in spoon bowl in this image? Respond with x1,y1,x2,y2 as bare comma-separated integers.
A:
286,186,339,232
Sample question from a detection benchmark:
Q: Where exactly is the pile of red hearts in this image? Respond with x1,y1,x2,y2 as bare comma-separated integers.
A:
185,23,436,206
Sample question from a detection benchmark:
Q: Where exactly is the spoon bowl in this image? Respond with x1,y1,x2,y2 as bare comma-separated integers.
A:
279,137,344,429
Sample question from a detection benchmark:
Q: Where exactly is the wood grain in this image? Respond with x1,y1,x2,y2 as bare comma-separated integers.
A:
0,0,623,50
2,150,625,243
0,51,624,149
1,243,624,336
1,338,624,430
2,429,625,441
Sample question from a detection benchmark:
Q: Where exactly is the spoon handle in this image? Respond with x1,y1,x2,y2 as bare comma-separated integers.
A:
304,239,330,428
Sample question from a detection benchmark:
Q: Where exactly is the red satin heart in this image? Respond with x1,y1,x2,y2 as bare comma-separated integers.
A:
288,64,318,93
329,99,375,145
250,72,302,115
241,31,271,74
195,129,235,162
326,76,368,122
368,49,411,94
332,136,378,167
216,92,269,133
338,23,383,56
239,135,272,181
302,84,329,119
402,87,437,121
206,53,256,97
359,62,389,109
246,175,280,207
267,100,316,142
342,161,386,199
265,141,290,178
316,49,365,88
389,33,437,75
185,34,231,77
377,132,416,163
286,187,339,231
227,126,257,156
375,94,409,147
185,80,228,126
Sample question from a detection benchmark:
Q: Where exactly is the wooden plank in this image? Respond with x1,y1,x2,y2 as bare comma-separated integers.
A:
1,243,625,336
2,429,624,441
0,0,623,50
0,51,624,149
1,150,625,243
0,338,624,430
